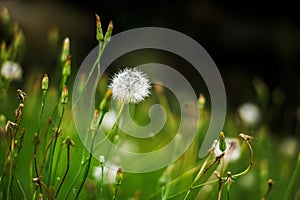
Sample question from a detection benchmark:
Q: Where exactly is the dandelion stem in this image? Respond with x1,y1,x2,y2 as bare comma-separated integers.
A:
231,134,254,178
47,103,66,186
55,140,71,198
283,153,300,200
64,158,89,199
74,133,95,199
33,89,47,194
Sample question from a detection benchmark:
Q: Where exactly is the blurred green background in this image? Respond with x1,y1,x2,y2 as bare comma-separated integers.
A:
0,1,300,199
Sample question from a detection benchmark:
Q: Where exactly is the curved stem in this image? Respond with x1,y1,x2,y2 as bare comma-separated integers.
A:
55,143,71,198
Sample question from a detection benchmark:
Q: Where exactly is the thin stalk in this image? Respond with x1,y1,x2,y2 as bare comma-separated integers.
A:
64,158,89,199
232,134,254,178
15,175,27,200
283,153,300,200
55,142,71,198
165,179,220,200
93,103,125,153
73,44,105,110
47,103,66,186
182,152,224,200
33,90,47,193
74,132,96,199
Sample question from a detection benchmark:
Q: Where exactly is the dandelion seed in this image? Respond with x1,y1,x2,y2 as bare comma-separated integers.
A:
214,138,241,162
109,68,151,104
1,61,22,81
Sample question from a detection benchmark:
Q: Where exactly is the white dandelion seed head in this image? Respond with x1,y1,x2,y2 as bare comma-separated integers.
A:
237,102,261,127
1,61,23,81
214,138,241,162
109,68,151,104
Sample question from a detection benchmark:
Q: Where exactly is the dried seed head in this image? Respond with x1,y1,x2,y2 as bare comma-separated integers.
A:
17,89,26,101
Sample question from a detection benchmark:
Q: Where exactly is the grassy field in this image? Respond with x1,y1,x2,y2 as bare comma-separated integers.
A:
0,6,299,200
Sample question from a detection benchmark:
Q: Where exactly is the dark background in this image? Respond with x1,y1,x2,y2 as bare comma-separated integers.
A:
1,0,300,135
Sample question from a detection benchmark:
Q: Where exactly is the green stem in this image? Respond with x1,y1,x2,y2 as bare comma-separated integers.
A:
33,90,46,193
283,153,300,200
93,103,125,153
47,103,66,186
55,143,71,198
73,44,105,110
74,132,96,199
64,158,89,199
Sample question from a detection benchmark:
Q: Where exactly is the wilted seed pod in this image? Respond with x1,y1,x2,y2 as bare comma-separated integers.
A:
104,21,113,42
115,168,122,185
61,37,70,63
17,89,26,102
99,89,112,114
95,14,104,42
61,85,68,104
42,74,49,91
219,131,227,152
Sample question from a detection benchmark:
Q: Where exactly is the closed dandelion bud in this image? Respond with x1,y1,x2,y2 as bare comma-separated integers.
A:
99,89,112,114
61,85,68,104
62,55,71,77
0,7,10,25
115,168,122,185
90,109,99,131
61,37,70,63
99,155,105,165
219,131,226,152
104,21,113,42
198,93,206,110
95,14,104,42
14,30,24,50
42,74,49,91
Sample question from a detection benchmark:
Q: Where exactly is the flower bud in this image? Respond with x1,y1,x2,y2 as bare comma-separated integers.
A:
42,74,49,91
218,131,226,152
99,89,112,114
62,55,71,77
104,21,113,42
61,37,70,63
198,93,206,110
61,85,68,104
0,7,10,25
95,14,104,42
115,168,122,185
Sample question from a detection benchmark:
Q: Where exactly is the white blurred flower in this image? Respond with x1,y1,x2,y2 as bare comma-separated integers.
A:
1,61,23,81
109,68,151,104
93,163,119,184
237,102,261,127
279,137,299,158
214,138,241,162
101,111,117,130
